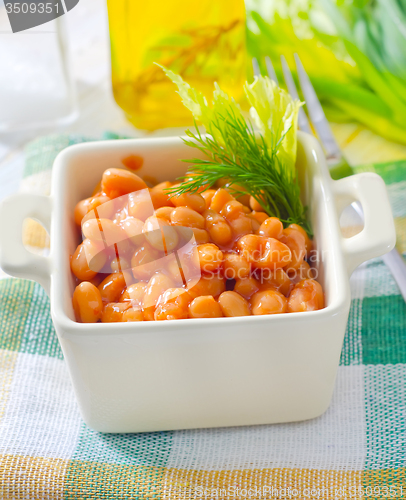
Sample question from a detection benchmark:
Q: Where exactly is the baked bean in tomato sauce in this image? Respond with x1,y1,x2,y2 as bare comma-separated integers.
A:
71,168,324,322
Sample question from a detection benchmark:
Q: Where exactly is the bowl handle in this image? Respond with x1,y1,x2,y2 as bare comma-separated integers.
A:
0,193,52,295
333,172,396,276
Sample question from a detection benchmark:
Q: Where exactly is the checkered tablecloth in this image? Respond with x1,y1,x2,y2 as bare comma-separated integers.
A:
1,134,406,499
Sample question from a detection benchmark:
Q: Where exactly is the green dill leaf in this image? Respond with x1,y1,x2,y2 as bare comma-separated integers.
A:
161,68,312,236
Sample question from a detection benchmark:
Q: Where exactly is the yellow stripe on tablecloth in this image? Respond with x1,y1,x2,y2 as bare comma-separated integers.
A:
395,217,406,255
341,217,406,254
163,467,362,499
22,219,49,250
363,469,406,498
0,454,68,500
340,224,363,239
0,350,18,423
332,123,406,165
63,461,167,499
0,460,404,499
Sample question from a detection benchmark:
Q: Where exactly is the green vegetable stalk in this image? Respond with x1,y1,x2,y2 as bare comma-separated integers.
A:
246,0,406,145
158,65,311,235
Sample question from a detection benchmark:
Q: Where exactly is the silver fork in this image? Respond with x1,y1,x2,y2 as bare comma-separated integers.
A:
252,55,406,302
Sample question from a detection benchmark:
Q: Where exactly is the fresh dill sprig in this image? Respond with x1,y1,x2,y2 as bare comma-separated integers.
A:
166,109,311,235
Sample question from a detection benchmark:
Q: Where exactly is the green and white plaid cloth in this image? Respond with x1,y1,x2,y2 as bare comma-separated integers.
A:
0,134,406,500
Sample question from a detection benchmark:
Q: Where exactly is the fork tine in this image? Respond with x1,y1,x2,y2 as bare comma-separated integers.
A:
252,57,261,77
280,55,312,135
294,53,341,159
265,56,279,86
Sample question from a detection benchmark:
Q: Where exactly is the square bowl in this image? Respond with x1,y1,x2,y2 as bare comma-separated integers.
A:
0,132,395,432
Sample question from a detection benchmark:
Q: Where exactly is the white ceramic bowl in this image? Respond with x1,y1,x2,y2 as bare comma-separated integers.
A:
0,133,395,433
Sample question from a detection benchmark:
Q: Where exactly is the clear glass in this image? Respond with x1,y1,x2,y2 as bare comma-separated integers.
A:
0,11,77,132
107,0,246,131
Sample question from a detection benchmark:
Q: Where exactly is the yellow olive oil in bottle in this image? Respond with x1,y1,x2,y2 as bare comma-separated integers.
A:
107,0,246,130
